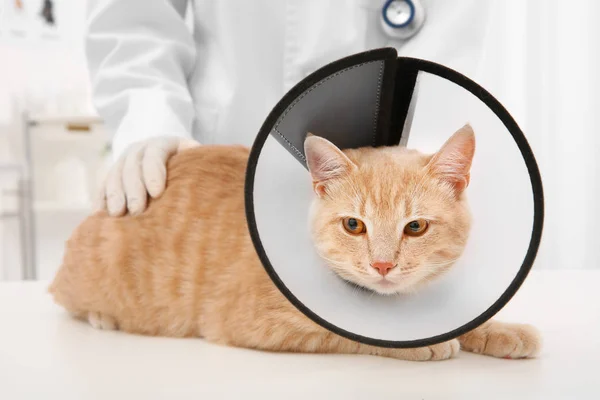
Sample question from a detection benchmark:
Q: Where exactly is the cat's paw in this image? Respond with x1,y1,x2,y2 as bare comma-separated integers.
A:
459,321,541,359
88,311,118,330
396,339,459,361
426,339,460,361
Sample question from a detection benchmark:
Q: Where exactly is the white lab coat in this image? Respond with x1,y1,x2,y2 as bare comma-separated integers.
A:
86,0,494,158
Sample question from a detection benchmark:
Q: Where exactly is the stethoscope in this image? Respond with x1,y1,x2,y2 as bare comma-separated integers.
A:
380,0,426,40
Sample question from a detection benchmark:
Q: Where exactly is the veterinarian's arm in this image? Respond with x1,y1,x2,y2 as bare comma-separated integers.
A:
87,0,199,216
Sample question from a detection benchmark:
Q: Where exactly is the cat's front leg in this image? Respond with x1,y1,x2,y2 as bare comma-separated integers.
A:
458,320,541,359
239,327,459,361
315,332,460,361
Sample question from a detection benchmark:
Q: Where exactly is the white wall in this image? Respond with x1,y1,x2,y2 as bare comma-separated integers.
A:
478,0,600,270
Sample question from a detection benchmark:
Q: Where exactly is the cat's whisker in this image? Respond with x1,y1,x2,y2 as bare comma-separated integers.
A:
320,263,385,297
397,258,458,275
425,258,461,267
315,252,347,268
323,265,366,294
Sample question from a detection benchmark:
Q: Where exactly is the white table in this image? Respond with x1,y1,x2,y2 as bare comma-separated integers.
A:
0,270,598,399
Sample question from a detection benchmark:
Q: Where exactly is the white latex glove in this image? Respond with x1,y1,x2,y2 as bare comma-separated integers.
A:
97,136,200,216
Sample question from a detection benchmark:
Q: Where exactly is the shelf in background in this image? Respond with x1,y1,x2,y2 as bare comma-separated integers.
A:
31,130,108,143
28,115,103,126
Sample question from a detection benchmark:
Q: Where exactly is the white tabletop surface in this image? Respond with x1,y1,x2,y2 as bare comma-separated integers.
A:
0,270,598,399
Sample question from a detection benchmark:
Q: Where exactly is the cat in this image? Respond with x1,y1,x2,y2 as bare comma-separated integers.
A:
49,124,541,361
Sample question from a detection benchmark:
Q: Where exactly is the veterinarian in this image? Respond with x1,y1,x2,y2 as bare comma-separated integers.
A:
87,0,493,216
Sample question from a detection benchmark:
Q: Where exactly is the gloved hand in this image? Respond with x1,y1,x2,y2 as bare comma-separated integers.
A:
97,136,200,216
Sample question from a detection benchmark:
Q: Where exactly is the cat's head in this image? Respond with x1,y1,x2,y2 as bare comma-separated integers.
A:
305,125,475,295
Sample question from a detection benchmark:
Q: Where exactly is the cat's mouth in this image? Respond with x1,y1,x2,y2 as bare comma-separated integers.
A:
338,276,401,296
338,276,378,294
376,279,396,288
322,258,405,295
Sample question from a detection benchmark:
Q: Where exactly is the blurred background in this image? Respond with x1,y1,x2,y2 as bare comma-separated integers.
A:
0,0,598,281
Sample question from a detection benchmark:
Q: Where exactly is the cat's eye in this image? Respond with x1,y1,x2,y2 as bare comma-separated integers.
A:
342,217,366,235
404,219,429,237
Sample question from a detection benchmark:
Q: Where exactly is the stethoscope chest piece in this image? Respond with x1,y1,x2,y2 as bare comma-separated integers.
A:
381,0,426,40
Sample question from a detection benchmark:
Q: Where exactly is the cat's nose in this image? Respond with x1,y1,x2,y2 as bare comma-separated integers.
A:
371,261,396,276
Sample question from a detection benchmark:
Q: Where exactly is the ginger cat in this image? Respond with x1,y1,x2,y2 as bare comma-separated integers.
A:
49,125,541,361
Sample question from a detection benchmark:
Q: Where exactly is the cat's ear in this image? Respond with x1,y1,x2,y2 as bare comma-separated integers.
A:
427,124,476,194
304,134,356,197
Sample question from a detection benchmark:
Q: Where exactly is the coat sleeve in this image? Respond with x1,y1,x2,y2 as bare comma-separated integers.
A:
86,0,197,158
